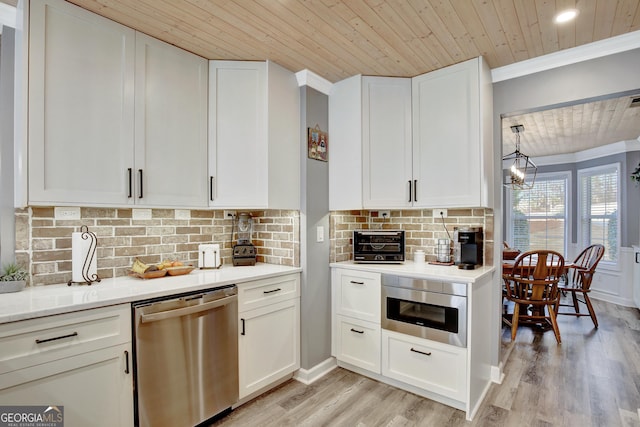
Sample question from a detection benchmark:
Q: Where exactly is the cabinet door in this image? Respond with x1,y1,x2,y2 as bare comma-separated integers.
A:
238,298,299,399
209,61,267,208
412,58,481,207
134,33,208,207
362,77,413,208
334,268,381,323
28,0,135,206
335,315,381,373
382,330,467,402
0,344,134,427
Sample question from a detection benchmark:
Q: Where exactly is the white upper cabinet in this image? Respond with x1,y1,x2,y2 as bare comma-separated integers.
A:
134,33,208,207
329,76,412,210
209,61,300,209
412,57,493,208
28,0,208,208
28,0,135,206
362,77,413,208
329,57,493,210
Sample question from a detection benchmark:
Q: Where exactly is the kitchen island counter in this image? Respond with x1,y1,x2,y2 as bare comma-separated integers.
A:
0,263,301,324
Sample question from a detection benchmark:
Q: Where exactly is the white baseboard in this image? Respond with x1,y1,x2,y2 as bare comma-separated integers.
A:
590,291,636,308
293,357,337,385
491,362,505,384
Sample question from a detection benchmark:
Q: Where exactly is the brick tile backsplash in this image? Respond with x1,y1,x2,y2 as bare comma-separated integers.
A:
17,208,300,286
330,208,494,264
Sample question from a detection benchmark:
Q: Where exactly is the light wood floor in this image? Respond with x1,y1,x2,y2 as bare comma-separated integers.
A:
212,299,640,427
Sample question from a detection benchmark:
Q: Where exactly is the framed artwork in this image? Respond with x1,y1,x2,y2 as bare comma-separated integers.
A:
307,126,328,162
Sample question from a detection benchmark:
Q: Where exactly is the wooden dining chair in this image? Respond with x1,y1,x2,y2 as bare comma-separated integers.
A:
502,250,565,343
555,244,605,328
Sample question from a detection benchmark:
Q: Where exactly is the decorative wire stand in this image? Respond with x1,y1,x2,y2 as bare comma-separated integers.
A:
68,225,101,286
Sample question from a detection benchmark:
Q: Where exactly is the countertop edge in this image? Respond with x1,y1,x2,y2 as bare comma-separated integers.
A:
0,264,302,324
330,261,495,283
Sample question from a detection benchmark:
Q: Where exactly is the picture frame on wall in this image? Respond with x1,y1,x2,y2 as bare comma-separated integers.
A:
307,126,328,162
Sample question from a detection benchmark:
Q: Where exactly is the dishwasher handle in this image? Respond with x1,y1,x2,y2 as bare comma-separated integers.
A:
139,294,237,323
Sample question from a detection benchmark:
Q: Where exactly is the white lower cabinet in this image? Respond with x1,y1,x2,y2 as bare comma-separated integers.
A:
0,305,133,427
335,315,381,373
382,329,467,402
238,274,300,399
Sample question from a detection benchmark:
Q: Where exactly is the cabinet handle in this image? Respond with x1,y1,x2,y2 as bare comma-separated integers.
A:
410,347,432,356
350,328,364,334
636,252,640,263
124,350,130,374
408,180,412,202
209,176,214,201
413,180,417,202
138,169,144,198
241,318,245,336
263,288,282,294
35,331,78,344
127,168,132,198
349,280,364,285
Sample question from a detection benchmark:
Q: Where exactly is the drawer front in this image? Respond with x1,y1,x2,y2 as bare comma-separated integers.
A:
336,315,380,374
382,330,467,402
238,274,300,313
0,304,131,375
335,269,381,322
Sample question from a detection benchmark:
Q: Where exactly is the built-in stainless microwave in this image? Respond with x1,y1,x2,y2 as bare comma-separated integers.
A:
353,230,405,263
382,275,467,347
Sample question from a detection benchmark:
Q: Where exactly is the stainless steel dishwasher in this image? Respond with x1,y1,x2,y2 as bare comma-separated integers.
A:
132,285,238,427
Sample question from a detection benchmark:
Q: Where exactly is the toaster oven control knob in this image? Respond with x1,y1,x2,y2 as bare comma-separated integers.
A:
375,254,384,261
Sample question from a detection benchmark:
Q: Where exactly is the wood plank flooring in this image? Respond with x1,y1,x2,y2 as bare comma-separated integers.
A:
212,299,640,427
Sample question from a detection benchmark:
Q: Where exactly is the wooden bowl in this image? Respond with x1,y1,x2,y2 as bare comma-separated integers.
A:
129,269,168,279
165,265,196,276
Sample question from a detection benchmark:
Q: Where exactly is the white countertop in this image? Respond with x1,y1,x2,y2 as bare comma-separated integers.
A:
330,260,495,283
0,263,301,324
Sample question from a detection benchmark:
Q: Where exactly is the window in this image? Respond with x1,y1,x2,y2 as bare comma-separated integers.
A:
578,164,620,265
507,172,570,254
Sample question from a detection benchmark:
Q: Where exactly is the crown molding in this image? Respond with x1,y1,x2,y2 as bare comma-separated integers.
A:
295,69,333,95
492,30,640,83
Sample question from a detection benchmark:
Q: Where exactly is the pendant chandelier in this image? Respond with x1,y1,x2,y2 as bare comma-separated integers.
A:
503,124,537,190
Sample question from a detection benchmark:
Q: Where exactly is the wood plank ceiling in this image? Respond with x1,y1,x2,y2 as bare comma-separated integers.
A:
56,1,640,155
67,0,640,83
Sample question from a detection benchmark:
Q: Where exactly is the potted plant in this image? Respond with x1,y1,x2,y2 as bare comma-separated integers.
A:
0,263,29,293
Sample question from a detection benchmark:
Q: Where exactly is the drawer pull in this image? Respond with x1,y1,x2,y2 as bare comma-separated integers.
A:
35,331,78,344
124,350,130,374
349,281,364,285
410,347,432,356
263,288,282,294
350,328,364,334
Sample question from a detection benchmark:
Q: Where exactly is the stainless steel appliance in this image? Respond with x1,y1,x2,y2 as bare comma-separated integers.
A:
132,285,238,427
353,230,405,263
381,275,467,347
458,227,483,270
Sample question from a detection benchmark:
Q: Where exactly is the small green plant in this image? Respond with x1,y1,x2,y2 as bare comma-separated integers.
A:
0,263,28,282
632,162,640,184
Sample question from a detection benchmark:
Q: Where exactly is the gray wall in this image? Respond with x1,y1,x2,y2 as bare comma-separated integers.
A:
492,48,640,366
0,28,16,267
299,87,331,370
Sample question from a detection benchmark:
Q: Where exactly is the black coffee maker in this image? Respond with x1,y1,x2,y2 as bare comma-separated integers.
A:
457,227,483,270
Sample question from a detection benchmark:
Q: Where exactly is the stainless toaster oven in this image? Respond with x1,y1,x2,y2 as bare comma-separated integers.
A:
353,230,405,263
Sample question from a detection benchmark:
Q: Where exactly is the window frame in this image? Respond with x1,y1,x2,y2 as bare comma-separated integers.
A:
505,171,572,256
577,163,621,271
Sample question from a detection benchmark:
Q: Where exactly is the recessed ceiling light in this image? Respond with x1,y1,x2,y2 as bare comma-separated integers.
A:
555,9,579,24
